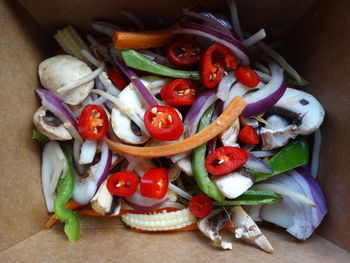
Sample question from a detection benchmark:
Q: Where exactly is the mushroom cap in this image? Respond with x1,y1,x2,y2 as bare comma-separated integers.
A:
111,83,150,144
38,55,94,105
33,106,72,141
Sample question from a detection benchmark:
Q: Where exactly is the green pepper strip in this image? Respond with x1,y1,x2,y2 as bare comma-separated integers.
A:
121,50,200,80
54,150,80,242
32,128,50,144
192,104,225,202
250,136,309,181
213,190,283,206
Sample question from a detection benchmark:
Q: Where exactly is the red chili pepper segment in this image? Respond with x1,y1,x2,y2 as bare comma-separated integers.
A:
167,39,203,67
238,125,260,144
107,171,139,197
144,105,184,141
78,104,108,140
200,43,238,89
107,67,129,90
235,66,260,88
205,146,249,176
189,194,213,218
140,168,169,200
160,79,199,107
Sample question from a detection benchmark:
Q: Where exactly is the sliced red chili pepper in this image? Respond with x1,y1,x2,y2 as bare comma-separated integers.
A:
167,39,203,67
200,43,238,89
189,194,213,218
144,105,184,141
107,171,139,197
107,67,129,90
160,79,200,107
205,146,248,176
235,66,260,88
140,168,169,200
78,104,108,140
238,125,259,144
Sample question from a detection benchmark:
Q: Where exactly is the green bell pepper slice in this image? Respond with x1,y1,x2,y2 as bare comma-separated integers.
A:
121,49,200,80
54,150,80,242
250,137,309,181
192,104,225,202
213,190,283,206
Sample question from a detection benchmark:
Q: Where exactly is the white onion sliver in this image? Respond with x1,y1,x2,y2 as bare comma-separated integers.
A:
311,129,322,178
81,49,100,67
250,150,276,158
79,140,98,165
48,159,65,195
73,139,85,174
224,82,249,109
217,72,236,101
256,41,303,84
255,70,271,83
72,176,97,205
242,29,266,46
57,62,105,94
227,0,244,40
98,72,121,96
169,183,192,200
170,150,191,163
253,183,316,207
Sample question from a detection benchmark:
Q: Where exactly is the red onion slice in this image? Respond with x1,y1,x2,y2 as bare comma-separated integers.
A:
217,72,236,101
244,153,273,174
93,141,112,189
185,88,218,136
111,54,159,107
172,22,251,66
242,63,287,118
124,189,170,212
182,5,239,39
227,0,244,40
35,88,83,143
253,167,327,240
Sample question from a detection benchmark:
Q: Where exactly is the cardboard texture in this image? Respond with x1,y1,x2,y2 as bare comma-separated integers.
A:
0,0,349,261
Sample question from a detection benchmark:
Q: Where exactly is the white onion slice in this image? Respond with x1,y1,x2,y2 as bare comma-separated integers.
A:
242,29,266,46
217,72,236,101
48,159,65,195
79,140,97,165
169,183,192,200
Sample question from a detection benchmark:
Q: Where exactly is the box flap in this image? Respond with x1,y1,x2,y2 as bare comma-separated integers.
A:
1,226,350,262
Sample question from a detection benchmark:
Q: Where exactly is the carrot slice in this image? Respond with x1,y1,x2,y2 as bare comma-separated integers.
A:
113,29,173,50
104,96,246,157
45,200,82,229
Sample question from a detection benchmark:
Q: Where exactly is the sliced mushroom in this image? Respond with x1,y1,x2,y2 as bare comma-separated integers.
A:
111,84,150,144
231,206,274,253
175,157,193,176
198,209,233,250
212,169,254,199
91,179,121,215
219,118,240,147
38,55,94,105
33,106,72,141
261,88,325,150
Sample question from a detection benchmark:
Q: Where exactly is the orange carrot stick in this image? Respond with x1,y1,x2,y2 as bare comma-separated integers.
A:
103,97,246,157
45,200,82,229
113,29,173,50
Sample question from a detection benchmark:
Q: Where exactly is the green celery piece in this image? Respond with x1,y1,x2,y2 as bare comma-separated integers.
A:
250,137,309,181
32,128,50,144
192,104,225,202
213,190,283,206
121,50,200,80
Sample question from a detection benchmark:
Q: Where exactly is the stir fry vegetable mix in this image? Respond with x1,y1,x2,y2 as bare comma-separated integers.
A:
32,0,327,251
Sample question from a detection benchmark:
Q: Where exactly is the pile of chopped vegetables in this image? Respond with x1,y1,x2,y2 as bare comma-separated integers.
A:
33,0,327,253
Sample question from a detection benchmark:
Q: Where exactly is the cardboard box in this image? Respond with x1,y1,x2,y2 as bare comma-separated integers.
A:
0,0,349,261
